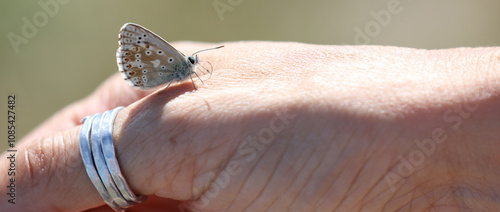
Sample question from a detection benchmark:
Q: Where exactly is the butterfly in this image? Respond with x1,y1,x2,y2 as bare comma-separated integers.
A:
116,23,223,92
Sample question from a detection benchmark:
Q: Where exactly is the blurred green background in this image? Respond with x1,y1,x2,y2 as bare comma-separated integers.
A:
0,0,499,153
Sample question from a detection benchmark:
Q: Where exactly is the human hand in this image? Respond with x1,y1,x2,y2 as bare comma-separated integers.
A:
1,42,499,211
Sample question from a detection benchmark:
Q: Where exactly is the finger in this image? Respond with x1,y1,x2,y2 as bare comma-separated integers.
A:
0,126,101,211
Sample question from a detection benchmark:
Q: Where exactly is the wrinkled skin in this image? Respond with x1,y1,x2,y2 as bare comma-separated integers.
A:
1,42,499,211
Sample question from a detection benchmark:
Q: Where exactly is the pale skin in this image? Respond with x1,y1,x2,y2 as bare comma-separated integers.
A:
0,42,499,211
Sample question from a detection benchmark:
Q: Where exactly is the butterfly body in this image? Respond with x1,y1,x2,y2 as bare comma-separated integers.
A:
116,23,199,89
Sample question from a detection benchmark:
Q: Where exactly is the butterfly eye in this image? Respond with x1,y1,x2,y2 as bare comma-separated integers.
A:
168,57,174,63
188,57,195,64
145,50,152,55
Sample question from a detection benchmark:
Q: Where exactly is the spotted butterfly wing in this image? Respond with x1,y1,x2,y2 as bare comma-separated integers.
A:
116,23,195,89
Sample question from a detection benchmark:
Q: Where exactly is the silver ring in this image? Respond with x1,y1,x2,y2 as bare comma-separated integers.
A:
101,107,147,203
79,107,146,211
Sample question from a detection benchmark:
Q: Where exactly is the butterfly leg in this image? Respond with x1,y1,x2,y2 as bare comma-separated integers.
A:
189,71,201,88
198,61,213,79
194,67,206,85
196,66,207,75
158,79,175,94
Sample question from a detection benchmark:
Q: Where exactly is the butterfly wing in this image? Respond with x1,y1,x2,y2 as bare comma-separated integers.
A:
116,23,193,89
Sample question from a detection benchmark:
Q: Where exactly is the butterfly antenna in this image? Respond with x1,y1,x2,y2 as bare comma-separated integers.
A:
192,45,224,56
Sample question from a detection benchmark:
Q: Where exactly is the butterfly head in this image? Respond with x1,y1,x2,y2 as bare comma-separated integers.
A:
187,55,198,66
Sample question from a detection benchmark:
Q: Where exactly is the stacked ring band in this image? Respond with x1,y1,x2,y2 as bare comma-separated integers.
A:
79,107,147,211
